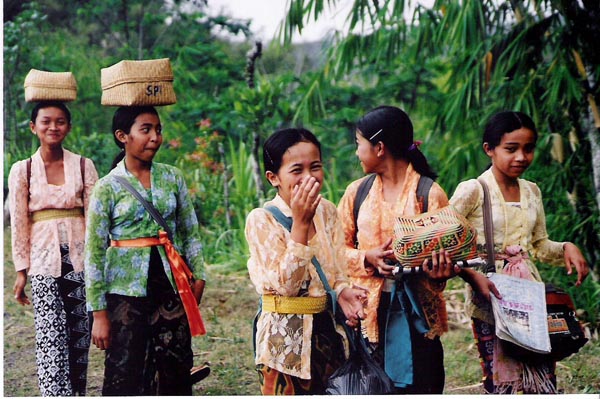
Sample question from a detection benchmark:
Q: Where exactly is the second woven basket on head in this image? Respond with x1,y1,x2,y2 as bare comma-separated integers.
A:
101,58,176,106
24,69,78,102
392,205,478,268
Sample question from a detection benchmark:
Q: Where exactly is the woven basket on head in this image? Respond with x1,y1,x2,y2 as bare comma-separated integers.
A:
101,58,176,106
392,205,477,268
24,69,77,102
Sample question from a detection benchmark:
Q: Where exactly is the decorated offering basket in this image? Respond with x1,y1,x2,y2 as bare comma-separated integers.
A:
393,205,477,268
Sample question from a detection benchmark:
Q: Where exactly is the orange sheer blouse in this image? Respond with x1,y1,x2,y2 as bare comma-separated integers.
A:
338,165,449,343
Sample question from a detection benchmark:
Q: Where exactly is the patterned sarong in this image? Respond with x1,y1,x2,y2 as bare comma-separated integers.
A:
31,244,89,396
472,317,557,394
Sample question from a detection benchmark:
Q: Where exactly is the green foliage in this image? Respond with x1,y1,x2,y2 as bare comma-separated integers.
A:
4,0,599,333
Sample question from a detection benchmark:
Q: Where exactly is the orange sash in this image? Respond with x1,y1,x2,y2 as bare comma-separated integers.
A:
111,230,206,336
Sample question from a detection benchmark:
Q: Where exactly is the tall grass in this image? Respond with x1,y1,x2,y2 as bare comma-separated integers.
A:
180,138,266,273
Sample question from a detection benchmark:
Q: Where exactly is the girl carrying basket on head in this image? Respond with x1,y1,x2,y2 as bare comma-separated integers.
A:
9,100,99,396
84,105,206,395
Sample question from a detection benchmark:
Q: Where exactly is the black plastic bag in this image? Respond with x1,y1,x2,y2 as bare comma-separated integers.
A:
326,326,394,395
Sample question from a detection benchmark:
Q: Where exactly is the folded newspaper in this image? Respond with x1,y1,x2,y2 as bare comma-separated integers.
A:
488,273,551,354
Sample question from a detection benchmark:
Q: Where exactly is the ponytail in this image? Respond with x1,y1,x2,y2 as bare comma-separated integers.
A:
111,149,125,170
407,147,438,180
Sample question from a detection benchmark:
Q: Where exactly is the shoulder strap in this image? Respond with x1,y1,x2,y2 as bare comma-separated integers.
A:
352,174,434,246
114,175,174,240
264,205,337,316
80,156,86,204
477,178,496,273
416,175,434,213
265,205,292,231
352,174,376,248
26,158,32,194
80,156,86,180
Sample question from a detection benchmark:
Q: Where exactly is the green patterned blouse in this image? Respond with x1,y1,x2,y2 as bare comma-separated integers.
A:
84,160,204,311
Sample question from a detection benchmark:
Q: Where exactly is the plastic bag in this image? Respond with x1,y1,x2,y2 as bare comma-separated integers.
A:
488,273,551,354
326,327,393,395
503,284,588,362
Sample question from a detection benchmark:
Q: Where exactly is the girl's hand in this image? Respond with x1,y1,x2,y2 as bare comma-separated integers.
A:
563,242,589,286
364,237,396,276
290,176,321,227
92,310,112,350
460,268,502,301
289,176,321,245
13,270,30,305
192,279,206,304
423,248,459,281
338,286,368,328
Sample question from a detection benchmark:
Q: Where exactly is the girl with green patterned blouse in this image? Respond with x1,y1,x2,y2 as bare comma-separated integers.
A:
84,106,205,395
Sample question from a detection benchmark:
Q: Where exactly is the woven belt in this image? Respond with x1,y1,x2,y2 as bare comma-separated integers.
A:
31,208,83,223
261,295,328,314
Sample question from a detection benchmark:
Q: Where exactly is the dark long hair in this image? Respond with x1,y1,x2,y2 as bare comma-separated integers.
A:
110,106,159,169
31,101,71,124
356,105,437,179
263,128,321,175
483,111,538,150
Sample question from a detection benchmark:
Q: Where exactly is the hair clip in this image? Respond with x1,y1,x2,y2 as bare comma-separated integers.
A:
369,129,383,141
513,112,523,125
265,148,274,166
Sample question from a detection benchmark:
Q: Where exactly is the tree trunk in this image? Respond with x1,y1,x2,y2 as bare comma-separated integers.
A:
245,42,265,201
218,142,232,229
572,50,600,277
583,104,600,212
579,106,600,279
251,130,265,202
573,50,600,212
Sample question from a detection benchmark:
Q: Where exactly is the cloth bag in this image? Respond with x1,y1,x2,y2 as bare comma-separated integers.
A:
393,205,477,268
501,283,588,362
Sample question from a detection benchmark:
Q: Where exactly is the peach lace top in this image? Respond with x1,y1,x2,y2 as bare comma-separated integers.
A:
245,195,351,379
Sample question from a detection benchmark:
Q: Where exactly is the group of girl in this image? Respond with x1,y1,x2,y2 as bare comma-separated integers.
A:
244,105,589,395
9,100,589,396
